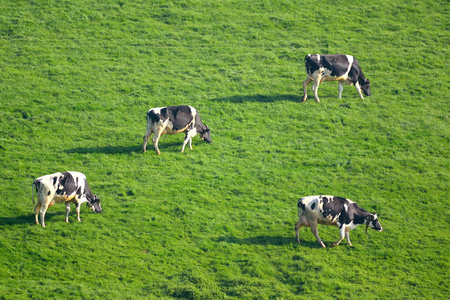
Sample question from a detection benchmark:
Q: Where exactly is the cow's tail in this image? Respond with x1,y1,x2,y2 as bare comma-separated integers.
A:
297,198,304,215
32,179,39,205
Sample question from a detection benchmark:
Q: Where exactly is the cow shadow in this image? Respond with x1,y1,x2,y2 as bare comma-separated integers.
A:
0,212,71,226
0,211,88,226
65,145,141,154
0,214,34,226
216,235,317,247
66,142,187,155
212,94,300,103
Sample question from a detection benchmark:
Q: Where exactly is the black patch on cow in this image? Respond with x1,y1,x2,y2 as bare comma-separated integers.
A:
305,54,351,77
321,55,350,77
76,186,82,197
149,106,194,131
52,176,57,186
298,199,306,211
165,106,194,131
305,55,321,75
311,202,316,210
55,183,64,195
332,196,348,203
148,110,162,124
335,202,371,227
47,191,51,196
57,172,78,196
350,203,370,225
321,196,349,220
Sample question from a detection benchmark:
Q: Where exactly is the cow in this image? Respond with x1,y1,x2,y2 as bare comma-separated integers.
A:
301,54,371,102
295,195,383,247
142,105,211,155
32,171,102,227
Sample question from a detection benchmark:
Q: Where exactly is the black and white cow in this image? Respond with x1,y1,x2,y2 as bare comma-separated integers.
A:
302,54,371,102
142,105,211,155
295,195,382,247
32,171,102,227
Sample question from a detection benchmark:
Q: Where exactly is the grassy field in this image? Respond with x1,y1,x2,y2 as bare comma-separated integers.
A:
0,0,449,299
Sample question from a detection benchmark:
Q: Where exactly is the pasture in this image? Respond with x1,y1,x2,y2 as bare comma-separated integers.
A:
0,0,448,298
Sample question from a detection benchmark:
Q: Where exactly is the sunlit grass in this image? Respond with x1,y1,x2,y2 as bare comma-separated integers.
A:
0,0,448,298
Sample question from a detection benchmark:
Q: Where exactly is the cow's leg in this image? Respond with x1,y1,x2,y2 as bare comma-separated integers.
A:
152,130,163,155
338,81,344,98
345,231,352,246
65,202,71,223
332,226,347,246
188,136,193,150
39,201,52,228
34,202,42,225
142,126,153,153
313,75,322,103
40,208,46,228
40,199,57,227
181,134,190,153
75,203,82,222
295,219,303,243
310,221,326,248
354,82,364,99
142,134,150,153
302,77,312,102
181,130,196,152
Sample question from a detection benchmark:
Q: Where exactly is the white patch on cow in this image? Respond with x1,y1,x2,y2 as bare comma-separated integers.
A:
345,198,355,204
345,55,354,75
343,221,359,231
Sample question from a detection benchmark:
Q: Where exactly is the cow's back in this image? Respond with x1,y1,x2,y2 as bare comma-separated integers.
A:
34,171,86,200
166,106,195,131
298,195,350,224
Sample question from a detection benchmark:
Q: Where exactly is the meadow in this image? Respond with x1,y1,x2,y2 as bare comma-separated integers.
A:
0,0,449,299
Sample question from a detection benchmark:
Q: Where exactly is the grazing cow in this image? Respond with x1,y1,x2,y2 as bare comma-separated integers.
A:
32,171,102,227
295,195,383,247
142,105,211,155
302,54,371,102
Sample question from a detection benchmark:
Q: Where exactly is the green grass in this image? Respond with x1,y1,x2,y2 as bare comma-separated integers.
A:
1,0,449,299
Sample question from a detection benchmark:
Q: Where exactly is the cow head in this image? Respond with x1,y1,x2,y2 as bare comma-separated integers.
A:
365,213,383,233
86,195,103,213
361,79,371,96
200,126,212,143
